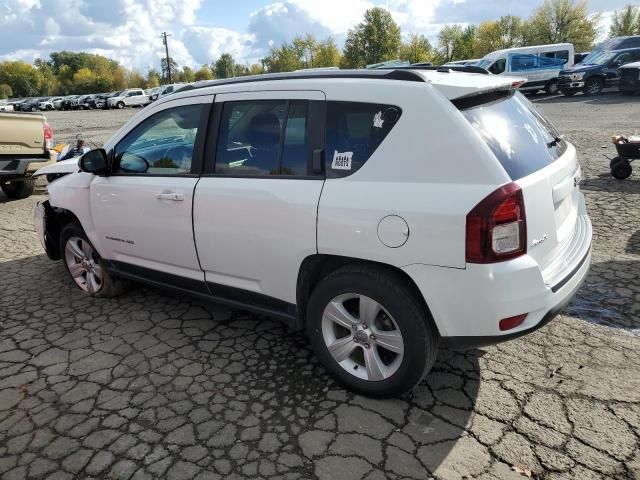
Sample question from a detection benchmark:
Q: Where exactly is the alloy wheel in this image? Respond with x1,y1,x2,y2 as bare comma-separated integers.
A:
64,236,103,294
321,294,404,381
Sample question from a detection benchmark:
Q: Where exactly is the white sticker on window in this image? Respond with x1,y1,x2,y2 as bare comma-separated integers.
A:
373,111,384,128
331,150,353,170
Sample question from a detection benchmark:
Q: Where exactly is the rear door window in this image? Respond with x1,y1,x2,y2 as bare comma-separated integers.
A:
325,101,401,178
215,100,311,176
460,92,567,180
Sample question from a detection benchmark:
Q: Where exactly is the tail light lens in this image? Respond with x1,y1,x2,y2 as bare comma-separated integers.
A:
499,314,527,331
466,182,526,263
43,121,53,150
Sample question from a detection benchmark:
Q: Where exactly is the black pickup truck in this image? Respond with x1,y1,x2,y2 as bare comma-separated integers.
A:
558,47,640,96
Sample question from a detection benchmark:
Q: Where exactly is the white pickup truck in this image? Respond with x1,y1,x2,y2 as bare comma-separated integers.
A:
107,88,150,109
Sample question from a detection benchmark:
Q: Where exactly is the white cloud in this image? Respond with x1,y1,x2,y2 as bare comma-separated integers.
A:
0,0,634,71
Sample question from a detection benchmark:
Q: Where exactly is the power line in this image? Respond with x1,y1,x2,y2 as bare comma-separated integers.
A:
160,32,172,84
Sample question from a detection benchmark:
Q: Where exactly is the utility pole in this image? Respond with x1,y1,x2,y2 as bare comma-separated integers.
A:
161,32,172,84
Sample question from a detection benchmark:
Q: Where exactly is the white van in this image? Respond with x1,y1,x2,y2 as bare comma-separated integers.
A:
476,43,574,94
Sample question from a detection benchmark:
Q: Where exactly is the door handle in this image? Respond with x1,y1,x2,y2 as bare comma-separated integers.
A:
156,192,184,201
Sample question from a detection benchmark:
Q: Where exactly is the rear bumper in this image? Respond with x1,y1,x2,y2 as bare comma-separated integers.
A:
0,153,54,179
403,209,592,347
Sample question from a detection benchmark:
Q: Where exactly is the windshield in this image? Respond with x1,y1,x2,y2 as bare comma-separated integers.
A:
476,59,493,69
461,91,567,180
581,51,616,65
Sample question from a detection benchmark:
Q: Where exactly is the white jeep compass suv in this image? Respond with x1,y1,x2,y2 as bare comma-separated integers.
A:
34,69,592,397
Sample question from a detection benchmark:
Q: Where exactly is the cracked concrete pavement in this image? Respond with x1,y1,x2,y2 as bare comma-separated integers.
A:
0,94,639,479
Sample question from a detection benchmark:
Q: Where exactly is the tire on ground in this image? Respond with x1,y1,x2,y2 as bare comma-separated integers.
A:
1,178,36,199
59,222,129,298
306,264,439,398
584,77,604,96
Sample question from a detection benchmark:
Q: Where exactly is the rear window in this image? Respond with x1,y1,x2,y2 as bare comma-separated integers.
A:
460,92,567,180
325,101,402,178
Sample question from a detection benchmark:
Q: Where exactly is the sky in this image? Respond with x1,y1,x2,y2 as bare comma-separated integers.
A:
0,0,631,72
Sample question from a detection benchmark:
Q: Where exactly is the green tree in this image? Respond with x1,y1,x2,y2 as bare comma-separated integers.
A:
436,24,476,62
194,64,214,81
125,70,145,88
247,64,264,75
474,15,525,57
399,34,432,64
342,7,402,68
214,53,236,79
262,43,302,72
312,38,342,68
0,84,12,99
181,66,195,83
161,57,180,83
146,69,162,87
609,5,640,37
0,61,43,96
528,0,599,51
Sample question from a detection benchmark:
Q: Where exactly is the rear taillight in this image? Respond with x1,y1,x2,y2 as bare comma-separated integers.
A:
466,182,526,263
43,121,53,150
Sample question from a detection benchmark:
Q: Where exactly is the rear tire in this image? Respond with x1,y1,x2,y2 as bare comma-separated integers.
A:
59,223,128,298
584,77,604,96
611,158,632,180
1,178,35,199
306,265,438,398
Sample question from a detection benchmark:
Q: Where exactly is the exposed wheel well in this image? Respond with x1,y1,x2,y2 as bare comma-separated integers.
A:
42,202,81,260
296,254,436,331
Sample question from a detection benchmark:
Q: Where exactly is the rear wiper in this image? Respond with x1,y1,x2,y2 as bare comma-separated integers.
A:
546,136,563,148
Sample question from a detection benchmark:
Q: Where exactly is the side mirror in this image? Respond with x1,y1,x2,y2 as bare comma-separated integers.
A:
79,149,109,175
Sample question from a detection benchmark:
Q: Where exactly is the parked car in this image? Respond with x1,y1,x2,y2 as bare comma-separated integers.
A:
0,111,55,198
21,97,48,112
619,61,640,95
107,88,149,109
476,43,574,94
6,98,26,111
53,97,65,110
87,93,108,109
39,97,63,111
148,84,184,101
441,59,480,67
61,95,80,111
559,47,640,96
0,101,14,112
146,87,161,101
34,69,591,397
78,94,99,110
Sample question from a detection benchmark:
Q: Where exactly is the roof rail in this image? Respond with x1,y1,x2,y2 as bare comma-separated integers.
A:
389,65,490,75
175,69,427,93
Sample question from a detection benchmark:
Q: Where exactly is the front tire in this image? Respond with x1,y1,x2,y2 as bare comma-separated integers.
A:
584,77,604,96
1,178,35,199
59,223,127,298
307,265,438,398
117,101,125,109
545,80,559,95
